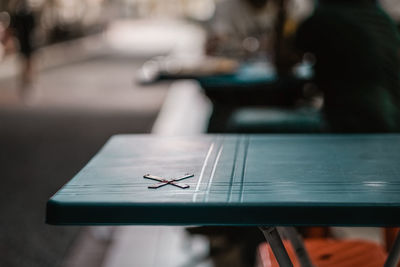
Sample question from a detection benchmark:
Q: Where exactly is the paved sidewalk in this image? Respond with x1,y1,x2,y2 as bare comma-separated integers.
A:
0,18,206,267
0,20,179,267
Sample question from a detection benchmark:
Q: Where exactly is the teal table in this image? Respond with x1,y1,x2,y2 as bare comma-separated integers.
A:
197,64,310,132
139,59,312,132
46,134,400,267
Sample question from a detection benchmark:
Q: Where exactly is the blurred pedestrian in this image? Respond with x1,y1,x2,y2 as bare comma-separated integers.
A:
7,0,37,91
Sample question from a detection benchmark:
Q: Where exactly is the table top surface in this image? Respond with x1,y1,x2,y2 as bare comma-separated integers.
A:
47,134,400,226
196,63,278,86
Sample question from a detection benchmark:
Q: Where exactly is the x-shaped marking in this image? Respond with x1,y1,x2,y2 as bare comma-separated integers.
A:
143,173,194,189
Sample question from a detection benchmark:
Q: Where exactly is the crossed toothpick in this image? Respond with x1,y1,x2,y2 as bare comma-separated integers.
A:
143,173,194,189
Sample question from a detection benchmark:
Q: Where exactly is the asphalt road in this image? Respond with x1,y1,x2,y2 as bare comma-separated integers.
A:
0,54,168,267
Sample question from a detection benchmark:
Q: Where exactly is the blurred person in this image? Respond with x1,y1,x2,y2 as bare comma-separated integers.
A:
274,0,314,74
205,0,314,73
296,0,400,132
7,0,37,91
0,12,11,59
205,0,278,59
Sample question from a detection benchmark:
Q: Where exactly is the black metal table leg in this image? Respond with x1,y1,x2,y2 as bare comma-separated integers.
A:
385,230,400,267
259,226,294,267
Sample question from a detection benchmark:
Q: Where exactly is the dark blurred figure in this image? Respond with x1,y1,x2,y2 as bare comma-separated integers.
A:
7,0,37,91
296,0,400,132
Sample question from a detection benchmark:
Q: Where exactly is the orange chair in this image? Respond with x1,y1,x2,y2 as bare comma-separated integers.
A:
258,239,387,267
